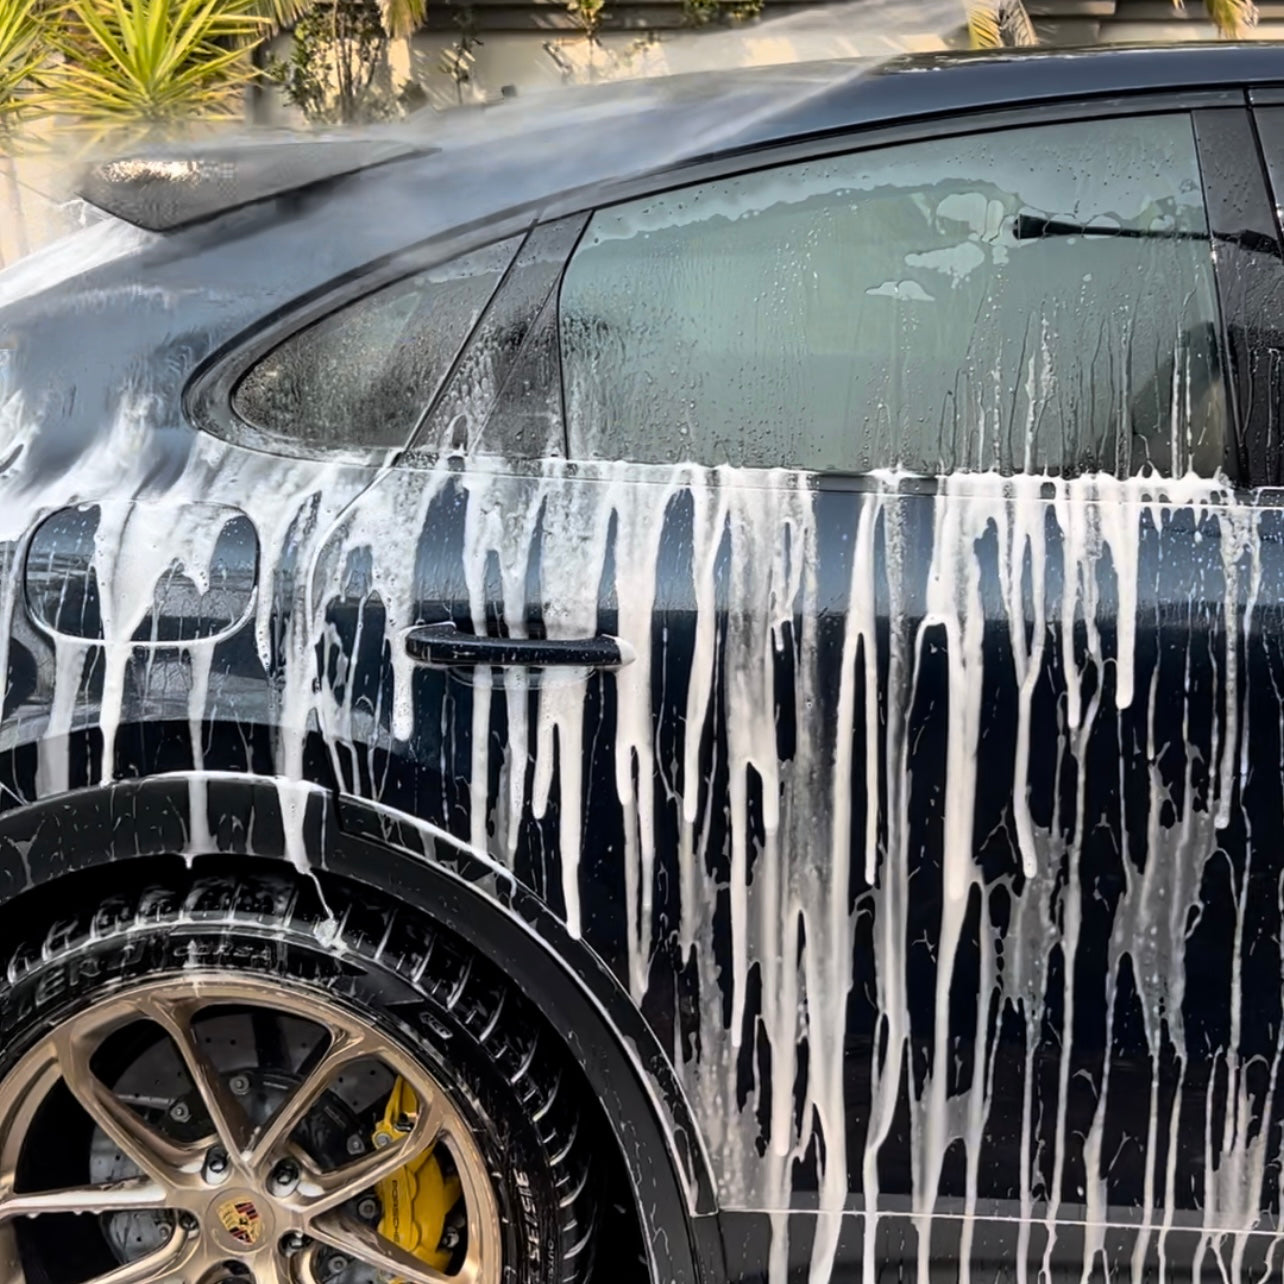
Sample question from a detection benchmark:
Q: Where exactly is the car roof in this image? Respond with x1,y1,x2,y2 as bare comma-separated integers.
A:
80,42,1284,233
726,42,1284,150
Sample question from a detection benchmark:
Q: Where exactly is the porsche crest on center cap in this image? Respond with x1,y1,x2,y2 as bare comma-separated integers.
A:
217,1196,265,1248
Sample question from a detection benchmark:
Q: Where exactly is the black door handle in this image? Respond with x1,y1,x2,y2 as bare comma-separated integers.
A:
405,622,635,669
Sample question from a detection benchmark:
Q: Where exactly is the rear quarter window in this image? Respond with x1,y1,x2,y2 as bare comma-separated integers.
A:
225,236,521,456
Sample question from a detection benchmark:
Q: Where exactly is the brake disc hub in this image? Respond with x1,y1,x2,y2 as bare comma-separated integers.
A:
95,1067,361,1267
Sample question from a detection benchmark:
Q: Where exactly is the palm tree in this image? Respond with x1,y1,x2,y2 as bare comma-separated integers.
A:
968,0,1258,46
248,0,421,39
43,0,268,136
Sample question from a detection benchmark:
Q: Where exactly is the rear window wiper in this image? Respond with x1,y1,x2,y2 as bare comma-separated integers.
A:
1014,211,1277,257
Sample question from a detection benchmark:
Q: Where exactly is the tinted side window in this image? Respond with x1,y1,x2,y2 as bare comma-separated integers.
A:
560,115,1225,477
231,236,520,453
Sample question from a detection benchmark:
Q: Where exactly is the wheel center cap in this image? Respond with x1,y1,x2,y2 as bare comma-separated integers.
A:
211,1191,274,1253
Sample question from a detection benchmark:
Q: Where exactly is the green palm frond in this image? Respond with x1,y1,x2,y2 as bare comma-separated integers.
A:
377,0,423,40
245,0,307,27
45,0,267,128
0,0,49,131
966,0,1036,47
1176,0,1259,37
965,1,1000,48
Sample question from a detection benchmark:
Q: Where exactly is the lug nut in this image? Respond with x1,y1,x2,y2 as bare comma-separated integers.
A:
281,1232,308,1256
270,1158,300,1194
228,1074,251,1097
169,1101,191,1123
204,1148,230,1181
179,1213,200,1234
356,1197,379,1222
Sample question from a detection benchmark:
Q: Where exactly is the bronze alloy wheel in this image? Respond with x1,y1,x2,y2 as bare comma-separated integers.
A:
0,873,601,1284
0,978,502,1284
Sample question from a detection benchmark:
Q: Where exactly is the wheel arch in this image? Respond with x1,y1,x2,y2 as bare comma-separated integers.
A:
0,771,721,1284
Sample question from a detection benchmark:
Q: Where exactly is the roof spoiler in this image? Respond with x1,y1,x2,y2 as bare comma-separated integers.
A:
78,136,431,232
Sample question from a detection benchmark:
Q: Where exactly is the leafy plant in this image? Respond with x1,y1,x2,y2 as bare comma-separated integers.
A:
0,0,47,133
438,5,480,104
269,0,422,122
565,0,604,43
1177,0,1258,37
682,0,760,26
965,0,1035,47
0,0,48,263
967,0,1257,46
43,0,267,128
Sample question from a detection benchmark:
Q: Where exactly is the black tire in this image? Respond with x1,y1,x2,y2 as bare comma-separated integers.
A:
0,868,599,1284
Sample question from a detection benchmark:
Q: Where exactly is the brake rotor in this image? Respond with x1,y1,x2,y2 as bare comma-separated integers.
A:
93,1064,364,1267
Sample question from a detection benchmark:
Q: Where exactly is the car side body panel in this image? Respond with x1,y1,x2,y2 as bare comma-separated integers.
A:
5,48,1284,1284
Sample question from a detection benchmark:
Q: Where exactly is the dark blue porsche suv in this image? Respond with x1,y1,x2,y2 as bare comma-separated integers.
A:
3,39,1284,1284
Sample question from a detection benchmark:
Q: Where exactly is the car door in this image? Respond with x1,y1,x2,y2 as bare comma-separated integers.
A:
310,99,1284,1283
551,100,1279,1284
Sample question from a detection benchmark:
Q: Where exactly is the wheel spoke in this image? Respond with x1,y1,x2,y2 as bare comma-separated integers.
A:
138,995,252,1161
50,1031,194,1186
248,1246,292,1284
294,1243,329,1284
296,1093,446,1218
308,1215,468,1284
0,1177,168,1223
0,1228,23,1284
82,1223,194,1284
248,1028,375,1171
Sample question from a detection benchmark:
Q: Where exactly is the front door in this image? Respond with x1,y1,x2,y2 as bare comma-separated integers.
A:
551,101,1280,1283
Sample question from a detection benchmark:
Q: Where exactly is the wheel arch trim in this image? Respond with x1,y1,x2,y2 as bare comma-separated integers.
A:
0,771,717,1284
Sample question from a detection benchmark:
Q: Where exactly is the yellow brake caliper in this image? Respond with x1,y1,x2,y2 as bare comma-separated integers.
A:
373,1079,462,1275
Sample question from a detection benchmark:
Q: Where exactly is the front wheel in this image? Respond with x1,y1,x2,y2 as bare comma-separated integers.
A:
0,872,598,1284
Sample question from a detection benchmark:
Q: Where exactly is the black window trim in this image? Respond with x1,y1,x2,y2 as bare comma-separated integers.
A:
553,88,1255,491
1234,101,1284,491
399,211,592,470
543,89,1244,222
1193,106,1284,490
